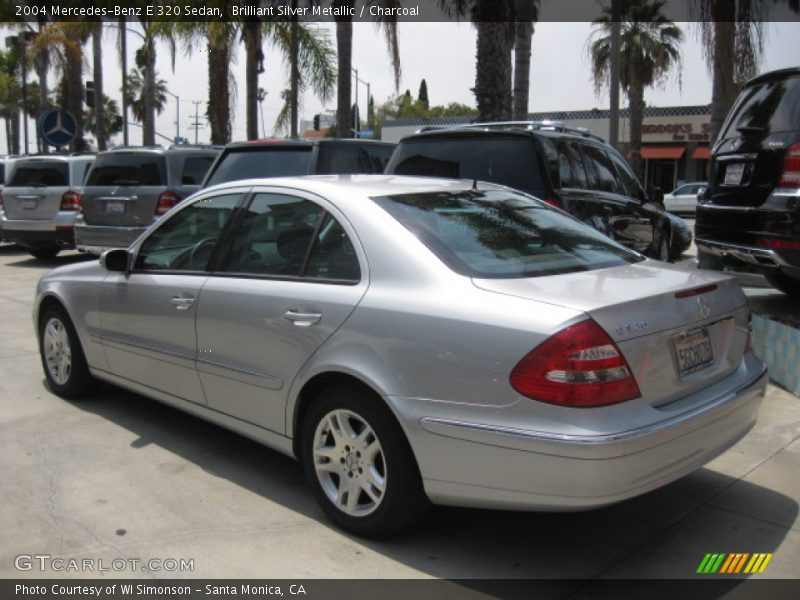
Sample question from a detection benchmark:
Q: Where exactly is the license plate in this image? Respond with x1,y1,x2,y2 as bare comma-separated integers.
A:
723,163,745,186
22,199,37,210
106,200,125,214
673,328,714,377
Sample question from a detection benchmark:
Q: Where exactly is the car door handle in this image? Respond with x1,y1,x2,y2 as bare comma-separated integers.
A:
283,310,322,327
170,295,196,310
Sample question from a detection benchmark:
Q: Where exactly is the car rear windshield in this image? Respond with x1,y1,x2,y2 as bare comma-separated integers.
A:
204,146,313,186
181,155,215,185
316,144,394,174
388,136,546,196
719,74,800,139
374,190,641,278
8,161,69,186
86,154,167,186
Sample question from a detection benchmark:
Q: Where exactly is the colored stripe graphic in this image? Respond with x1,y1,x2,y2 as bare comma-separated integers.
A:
697,553,773,574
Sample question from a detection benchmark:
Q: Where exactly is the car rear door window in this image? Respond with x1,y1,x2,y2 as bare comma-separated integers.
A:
606,150,643,199
135,193,241,272
8,161,69,186
181,156,216,185
580,145,620,193
86,155,167,186
556,142,589,190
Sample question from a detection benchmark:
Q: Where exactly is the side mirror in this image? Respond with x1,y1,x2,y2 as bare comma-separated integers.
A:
647,186,664,205
100,248,130,273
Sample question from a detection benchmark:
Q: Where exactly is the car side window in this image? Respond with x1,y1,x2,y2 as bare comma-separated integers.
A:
135,193,241,272
224,193,360,282
606,150,643,199
562,142,589,189
581,145,620,194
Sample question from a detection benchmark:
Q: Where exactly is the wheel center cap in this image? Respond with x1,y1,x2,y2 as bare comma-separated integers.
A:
345,453,359,470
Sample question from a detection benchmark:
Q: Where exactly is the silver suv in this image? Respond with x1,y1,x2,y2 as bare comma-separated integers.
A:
0,154,95,259
75,146,220,254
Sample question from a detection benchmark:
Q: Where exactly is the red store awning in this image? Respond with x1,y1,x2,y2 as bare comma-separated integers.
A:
639,146,686,160
692,147,710,160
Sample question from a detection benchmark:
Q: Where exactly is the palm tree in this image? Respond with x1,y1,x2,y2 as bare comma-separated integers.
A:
588,0,683,180
0,51,22,154
123,68,168,124
473,0,515,121
91,23,108,150
333,2,401,137
85,95,121,142
133,20,176,146
242,20,264,140
513,0,540,119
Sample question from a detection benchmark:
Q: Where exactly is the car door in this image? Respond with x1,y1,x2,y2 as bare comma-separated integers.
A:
194,189,368,433
99,191,245,404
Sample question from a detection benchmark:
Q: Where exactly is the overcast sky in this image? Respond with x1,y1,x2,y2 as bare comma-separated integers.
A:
2,20,798,151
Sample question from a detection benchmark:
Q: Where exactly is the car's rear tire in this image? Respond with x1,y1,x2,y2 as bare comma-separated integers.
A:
29,247,59,260
697,249,724,271
301,385,429,537
765,271,800,297
38,305,95,399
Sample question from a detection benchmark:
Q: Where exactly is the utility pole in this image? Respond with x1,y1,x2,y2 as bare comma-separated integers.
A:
190,101,203,144
120,19,129,146
257,88,267,138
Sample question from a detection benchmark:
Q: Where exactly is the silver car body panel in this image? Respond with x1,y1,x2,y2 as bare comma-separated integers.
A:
35,175,767,511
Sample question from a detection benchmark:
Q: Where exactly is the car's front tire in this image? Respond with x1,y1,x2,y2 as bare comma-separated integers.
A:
301,385,429,537
38,305,95,399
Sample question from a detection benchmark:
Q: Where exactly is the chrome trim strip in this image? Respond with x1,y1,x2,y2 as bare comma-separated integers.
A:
421,366,767,446
695,238,790,267
102,335,195,362
196,358,283,388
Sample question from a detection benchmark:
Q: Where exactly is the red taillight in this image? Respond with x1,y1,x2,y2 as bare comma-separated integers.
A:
510,319,641,408
544,197,565,210
155,191,180,215
754,236,800,251
778,141,800,188
60,190,82,212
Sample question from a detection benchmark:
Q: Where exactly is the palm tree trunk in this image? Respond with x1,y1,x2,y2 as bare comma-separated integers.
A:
513,0,534,119
207,41,231,144
65,33,87,152
709,1,737,144
628,81,645,182
93,25,107,151
10,110,20,155
36,20,49,153
142,29,157,146
475,21,513,121
335,18,353,138
243,21,263,141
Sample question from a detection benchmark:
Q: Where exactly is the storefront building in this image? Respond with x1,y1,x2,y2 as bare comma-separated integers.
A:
381,104,711,193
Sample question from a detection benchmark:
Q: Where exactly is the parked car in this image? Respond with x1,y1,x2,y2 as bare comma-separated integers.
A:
663,181,706,215
201,138,396,189
0,153,95,259
695,67,800,297
36,175,765,537
74,145,220,255
385,122,692,261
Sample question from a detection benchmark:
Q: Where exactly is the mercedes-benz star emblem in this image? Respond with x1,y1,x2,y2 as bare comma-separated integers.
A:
45,111,73,138
697,296,711,319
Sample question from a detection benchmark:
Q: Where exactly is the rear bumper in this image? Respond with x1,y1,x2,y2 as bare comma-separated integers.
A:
0,211,76,249
389,354,767,511
74,222,148,255
695,237,790,269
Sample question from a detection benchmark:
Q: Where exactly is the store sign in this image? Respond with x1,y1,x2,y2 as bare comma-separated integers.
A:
642,122,710,142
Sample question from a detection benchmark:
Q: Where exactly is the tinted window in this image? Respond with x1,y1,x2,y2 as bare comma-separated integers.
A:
86,154,167,186
135,193,240,271
581,145,620,193
205,147,313,187
317,144,393,174
374,190,640,279
606,150,642,199
181,156,215,185
305,214,360,281
223,193,324,277
555,142,589,189
0,163,5,183
719,75,800,139
72,161,93,186
8,161,69,186
389,136,546,196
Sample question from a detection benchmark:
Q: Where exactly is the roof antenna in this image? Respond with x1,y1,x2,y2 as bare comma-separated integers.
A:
472,178,478,191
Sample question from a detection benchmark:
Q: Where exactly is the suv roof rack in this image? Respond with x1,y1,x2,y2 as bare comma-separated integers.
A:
417,120,607,143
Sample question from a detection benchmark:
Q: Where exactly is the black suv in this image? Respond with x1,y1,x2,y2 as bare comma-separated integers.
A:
385,123,691,261
202,138,396,188
695,67,800,296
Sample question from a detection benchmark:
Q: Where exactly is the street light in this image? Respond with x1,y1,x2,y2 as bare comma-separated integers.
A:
6,30,36,154
257,88,267,139
351,68,370,138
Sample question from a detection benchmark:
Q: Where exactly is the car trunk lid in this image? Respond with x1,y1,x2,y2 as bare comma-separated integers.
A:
473,262,750,407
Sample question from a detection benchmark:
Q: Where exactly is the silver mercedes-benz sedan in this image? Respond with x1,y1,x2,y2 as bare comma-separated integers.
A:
34,175,767,537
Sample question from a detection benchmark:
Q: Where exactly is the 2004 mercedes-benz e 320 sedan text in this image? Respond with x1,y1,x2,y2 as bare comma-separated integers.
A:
35,175,767,537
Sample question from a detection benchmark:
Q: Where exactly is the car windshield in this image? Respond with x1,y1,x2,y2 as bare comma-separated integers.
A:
8,161,69,186
388,136,546,197
86,154,167,186
204,146,313,186
374,189,642,278
719,74,800,139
